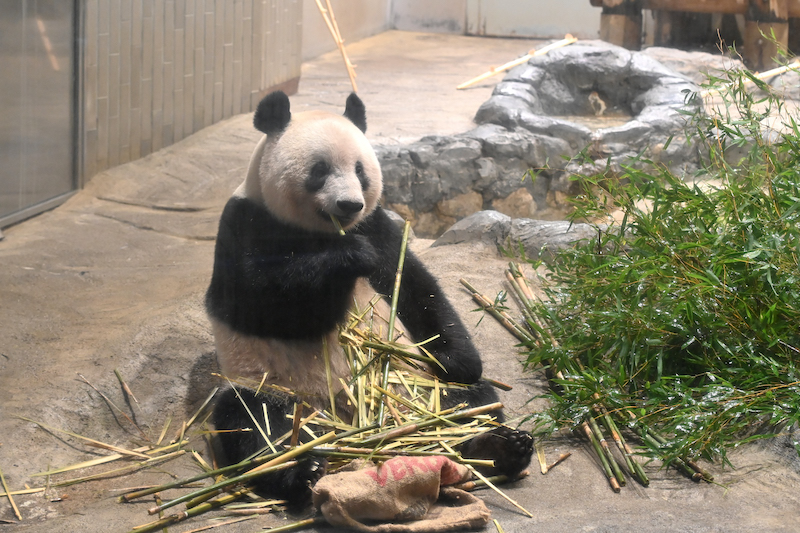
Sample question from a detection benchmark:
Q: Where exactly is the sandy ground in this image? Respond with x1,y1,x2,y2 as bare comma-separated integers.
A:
1,31,799,532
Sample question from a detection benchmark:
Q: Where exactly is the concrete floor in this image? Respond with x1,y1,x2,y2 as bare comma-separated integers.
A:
1,30,799,533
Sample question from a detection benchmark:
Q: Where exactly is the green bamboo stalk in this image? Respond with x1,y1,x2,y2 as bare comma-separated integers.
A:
601,411,649,486
639,431,701,481
127,486,254,533
378,220,411,424
120,451,280,502
459,278,534,344
581,421,621,493
149,433,338,513
355,402,503,446
505,268,539,333
592,399,649,486
373,385,459,427
686,459,714,482
148,460,298,515
312,448,494,468
587,415,626,487
360,340,446,371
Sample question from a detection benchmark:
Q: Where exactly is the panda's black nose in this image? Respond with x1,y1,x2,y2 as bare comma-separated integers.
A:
337,200,364,215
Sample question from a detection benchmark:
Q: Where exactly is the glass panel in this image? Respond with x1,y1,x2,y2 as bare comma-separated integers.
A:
0,0,75,223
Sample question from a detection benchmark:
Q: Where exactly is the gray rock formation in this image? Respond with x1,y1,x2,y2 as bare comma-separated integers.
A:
377,41,702,237
433,210,601,260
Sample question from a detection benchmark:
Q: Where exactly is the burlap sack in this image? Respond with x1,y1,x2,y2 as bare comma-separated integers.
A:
312,455,491,532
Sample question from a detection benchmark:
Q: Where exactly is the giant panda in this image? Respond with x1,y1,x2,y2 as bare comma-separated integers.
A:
205,91,533,508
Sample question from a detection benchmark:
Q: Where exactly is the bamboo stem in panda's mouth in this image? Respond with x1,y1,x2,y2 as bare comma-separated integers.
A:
329,214,346,236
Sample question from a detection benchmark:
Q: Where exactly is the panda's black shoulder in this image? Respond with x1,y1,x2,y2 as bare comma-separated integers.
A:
214,196,328,252
215,196,291,243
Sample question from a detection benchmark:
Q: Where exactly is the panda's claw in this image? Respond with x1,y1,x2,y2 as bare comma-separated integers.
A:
459,426,533,479
280,457,328,509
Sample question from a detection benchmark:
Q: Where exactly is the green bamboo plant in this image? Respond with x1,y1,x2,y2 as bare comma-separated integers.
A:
517,60,800,470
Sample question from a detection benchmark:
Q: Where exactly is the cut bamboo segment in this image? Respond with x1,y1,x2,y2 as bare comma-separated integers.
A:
457,35,578,90
315,0,358,92
0,463,21,520
700,60,800,98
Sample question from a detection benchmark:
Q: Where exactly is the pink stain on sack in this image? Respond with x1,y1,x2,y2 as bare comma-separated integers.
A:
366,456,465,487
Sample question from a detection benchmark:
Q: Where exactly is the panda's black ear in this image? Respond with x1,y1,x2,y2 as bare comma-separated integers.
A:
343,93,367,133
254,91,291,135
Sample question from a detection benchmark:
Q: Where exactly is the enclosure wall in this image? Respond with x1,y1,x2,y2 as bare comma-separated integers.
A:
79,0,303,183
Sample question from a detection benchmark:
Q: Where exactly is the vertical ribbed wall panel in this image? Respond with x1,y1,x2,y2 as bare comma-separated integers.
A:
80,0,302,183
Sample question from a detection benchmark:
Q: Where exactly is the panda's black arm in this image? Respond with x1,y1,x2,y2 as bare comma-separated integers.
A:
207,197,378,339
356,208,484,384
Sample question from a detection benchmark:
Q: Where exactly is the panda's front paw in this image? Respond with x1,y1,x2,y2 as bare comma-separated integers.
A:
460,426,533,479
280,457,328,509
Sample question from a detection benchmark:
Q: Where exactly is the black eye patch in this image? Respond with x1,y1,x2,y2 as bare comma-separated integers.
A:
306,161,331,192
355,161,369,191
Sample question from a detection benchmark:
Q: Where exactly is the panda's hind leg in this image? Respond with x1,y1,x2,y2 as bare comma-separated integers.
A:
212,387,326,509
443,380,534,479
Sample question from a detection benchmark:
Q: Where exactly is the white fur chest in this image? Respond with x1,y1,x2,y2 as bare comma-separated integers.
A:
210,278,422,414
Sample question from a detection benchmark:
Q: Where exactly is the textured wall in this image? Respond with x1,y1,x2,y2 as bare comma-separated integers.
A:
80,0,302,182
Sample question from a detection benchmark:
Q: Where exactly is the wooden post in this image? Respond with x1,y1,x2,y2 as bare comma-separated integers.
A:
653,10,675,46
600,0,643,50
745,0,789,69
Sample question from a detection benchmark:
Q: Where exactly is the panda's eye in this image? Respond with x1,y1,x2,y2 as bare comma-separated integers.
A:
307,161,331,192
355,161,369,190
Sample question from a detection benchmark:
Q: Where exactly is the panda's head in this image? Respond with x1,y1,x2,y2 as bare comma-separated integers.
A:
240,91,382,234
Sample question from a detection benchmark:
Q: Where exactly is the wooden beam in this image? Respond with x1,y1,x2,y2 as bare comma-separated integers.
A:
653,10,676,45
744,0,789,69
642,0,800,18
645,0,750,14
600,0,643,49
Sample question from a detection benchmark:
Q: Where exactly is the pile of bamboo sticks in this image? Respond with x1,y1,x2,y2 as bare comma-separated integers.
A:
461,262,714,492
6,224,533,531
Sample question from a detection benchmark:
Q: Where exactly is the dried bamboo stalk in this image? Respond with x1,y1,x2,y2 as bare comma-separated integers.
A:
114,368,139,404
54,450,186,487
544,453,571,472
534,440,548,474
315,0,357,92
182,387,219,434
182,515,258,531
0,463,21,520
0,487,45,498
700,60,800,97
267,517,326,532
18,415,150,460
457,35,577,89
77,373,148,441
